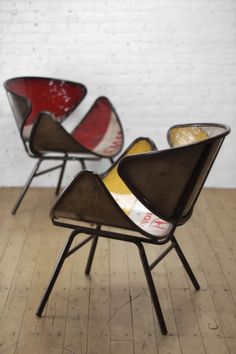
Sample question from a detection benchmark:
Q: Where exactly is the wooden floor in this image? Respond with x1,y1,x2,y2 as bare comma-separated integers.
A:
0,187,236,354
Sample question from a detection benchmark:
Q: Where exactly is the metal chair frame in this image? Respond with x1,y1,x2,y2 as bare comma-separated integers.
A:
4,77,122,214
12,153,103,215
36,123,230,335
36,222,200,335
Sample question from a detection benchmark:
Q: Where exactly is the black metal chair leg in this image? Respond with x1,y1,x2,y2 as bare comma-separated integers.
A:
136,242,168,335
172,236,200,291
55,158,67,196
85,236,99,275
12,158,43,215
80,159,86,170
36,229,78,317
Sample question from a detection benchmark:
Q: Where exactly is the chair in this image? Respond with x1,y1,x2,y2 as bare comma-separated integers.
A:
36,123,230,335
4,77,124,214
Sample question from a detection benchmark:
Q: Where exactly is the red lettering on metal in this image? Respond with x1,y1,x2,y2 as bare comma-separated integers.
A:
151,219,168,230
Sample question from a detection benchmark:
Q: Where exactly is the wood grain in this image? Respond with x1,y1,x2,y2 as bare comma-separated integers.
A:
0,187,235,353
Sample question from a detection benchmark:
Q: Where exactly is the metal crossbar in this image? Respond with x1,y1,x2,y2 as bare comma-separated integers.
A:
36,225,200,335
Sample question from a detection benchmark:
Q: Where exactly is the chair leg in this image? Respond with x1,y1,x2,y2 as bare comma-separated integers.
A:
136,242,168,335
85,236,99,275
36,229,78,317
80,159,86,170
12,158,43,215
172,235,200,291
55,158,67,196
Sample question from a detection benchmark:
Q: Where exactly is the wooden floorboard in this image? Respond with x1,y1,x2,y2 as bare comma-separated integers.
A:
0,187,235,354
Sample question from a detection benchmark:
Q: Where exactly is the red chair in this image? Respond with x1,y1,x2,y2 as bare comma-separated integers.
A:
4,77,124,214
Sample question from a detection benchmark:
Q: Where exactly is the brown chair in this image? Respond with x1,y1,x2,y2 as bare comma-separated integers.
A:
4,77,124,214
36,123,230,334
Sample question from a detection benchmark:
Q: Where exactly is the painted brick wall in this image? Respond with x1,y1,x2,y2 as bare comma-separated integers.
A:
0,0,235,187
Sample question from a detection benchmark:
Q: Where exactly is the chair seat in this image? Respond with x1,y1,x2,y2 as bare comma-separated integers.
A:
111,192,172,237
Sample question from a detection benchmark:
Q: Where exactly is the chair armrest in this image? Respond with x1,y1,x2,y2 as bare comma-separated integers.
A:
29,111,90,155
51,170,135,230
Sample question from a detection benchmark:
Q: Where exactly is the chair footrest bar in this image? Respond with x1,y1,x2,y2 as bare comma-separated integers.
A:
149,243,175,271
65,235,94,258
35,164,64,176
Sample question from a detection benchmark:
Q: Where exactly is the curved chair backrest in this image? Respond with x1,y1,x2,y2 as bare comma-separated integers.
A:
72,96,124,158
167,123,225,147
118,123,230,225
4,77,87,140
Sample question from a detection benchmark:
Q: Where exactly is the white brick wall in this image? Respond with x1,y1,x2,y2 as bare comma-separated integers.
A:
0,0,236,187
